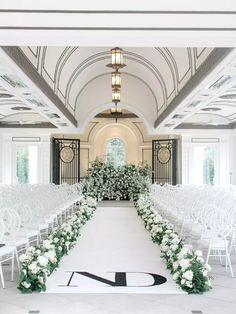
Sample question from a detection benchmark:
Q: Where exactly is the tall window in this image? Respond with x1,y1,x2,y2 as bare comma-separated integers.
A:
192,145,218,185
16,145,38,184
106,138,125,167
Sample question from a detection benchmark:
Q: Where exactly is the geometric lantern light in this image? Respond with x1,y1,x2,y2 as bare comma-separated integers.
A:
111,47,124,69
112,88,121,103
111,71,121,89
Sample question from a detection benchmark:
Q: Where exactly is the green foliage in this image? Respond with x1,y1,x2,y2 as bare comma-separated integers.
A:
17,197,97,293
16,146,29,184
135,194,212,294
82,158,152,201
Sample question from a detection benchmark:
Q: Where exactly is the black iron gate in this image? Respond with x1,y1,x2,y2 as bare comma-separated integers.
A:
52,138,80,185
152,139,177,185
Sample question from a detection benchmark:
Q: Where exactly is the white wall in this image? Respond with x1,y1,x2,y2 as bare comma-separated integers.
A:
0,132,51,184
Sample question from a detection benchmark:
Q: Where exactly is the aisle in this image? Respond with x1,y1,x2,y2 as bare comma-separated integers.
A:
45,203,185,294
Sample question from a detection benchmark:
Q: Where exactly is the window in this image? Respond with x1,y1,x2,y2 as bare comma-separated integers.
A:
16,145,38,184
192,145,218,185
106,138,125,167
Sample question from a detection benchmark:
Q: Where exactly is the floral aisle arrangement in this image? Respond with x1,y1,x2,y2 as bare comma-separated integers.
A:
135,194,212,294
82,158,151,201
18,196,97,293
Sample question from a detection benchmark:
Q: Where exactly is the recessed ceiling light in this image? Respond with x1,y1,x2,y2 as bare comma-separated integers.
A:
11,106,31,111
207,75,232,90
172,114,185,119
187,100,202,108
201,107,221,112
0,93,13,98
57,122,68,127
219,94,236,100
46,113,60,119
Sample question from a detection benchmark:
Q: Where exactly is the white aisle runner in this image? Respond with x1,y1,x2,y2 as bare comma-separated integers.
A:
45,204,185,294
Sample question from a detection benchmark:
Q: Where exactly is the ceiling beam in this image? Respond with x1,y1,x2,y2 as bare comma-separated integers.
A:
154,48,234,128
1,46,77,127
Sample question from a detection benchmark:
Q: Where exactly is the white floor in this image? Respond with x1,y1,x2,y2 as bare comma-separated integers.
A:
0,201,236,313
45,205,184,294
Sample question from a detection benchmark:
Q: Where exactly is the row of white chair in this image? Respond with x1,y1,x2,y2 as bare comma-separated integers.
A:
150,184,236,277
0,183,83,288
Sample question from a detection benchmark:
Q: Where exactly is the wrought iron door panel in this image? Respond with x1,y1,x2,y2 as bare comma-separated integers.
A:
52,138,80,185
152,139,177,185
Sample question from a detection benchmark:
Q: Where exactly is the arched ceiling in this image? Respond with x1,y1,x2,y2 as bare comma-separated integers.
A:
17,46,213,132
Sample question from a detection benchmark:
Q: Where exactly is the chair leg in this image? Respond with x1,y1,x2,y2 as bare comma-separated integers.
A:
0,263,5,289
226,245,234,277
11,251,15,281
15,248,20,271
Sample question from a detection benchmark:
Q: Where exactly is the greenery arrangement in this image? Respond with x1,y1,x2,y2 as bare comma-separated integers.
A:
18,197,97,293
135,194,212,294
82,158,152,201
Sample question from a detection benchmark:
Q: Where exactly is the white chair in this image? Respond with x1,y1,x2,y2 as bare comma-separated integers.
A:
0,219,16,288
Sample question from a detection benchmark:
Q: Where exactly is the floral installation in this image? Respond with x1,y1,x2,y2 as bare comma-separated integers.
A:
18,196,97,293
135,194,212,294
82,158,151,201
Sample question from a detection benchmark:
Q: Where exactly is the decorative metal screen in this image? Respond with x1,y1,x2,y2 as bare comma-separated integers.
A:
152,139,177,185
52,138,80,185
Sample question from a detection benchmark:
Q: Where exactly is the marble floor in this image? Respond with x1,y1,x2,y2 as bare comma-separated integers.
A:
1,202,236,313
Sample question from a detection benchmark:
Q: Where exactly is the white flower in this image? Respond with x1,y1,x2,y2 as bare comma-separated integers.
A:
53,237,59,243
44,251,56,263
28,262,40,274
38,276,44,284
195,250,203,257
183,270,193,281
22,281,31,289
173,272,180,280
19,254,28,263
197,257,204,263
28,262,38,271
205,264,211,272
179,259,190,271
170,244,178,251
27,247,36,253
203,270,208,277
185,280,193,288
181,279,186,285
173,261,179,270
43,240,52,250
37,256,48,267
161,245,168,252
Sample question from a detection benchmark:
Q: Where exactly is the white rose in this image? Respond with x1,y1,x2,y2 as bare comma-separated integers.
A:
171,244,178,251
205,264,211,272
53,237,59,243
185,280,192,288
179,259,190,271
31,267,40,274
181,279,186,285
22,281,31,289
19,254,28,263
183,270,193,281
197,257,204,263
38,276,44,284
173,261,179,270
28,262,38,271
37,256,49,267
195,250,203,257
203,270,208,277
43,240,52,250
173,272,180,280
